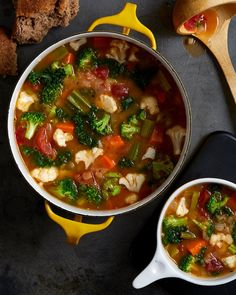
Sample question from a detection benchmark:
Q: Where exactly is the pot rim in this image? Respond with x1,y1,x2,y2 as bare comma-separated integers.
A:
8,31,192,217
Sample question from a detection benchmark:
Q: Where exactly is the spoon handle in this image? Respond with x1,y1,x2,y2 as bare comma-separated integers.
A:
205,19,236,103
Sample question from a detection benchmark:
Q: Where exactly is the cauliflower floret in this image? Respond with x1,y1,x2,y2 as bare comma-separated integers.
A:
140,96,159,115
69,38,87,51
176,197,189,217
31,167,58,183
106,40,129,63
210,233,233,248
53,128,73,147
128,46,139,62
16,91,37,112
99,94,118,113
75,147,103,169
221,255,236,269
166,125,186,155
125,193,138,205
142,147,156,160
119,173,145,193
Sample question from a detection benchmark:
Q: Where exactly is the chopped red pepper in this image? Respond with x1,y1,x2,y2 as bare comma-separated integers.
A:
197,189,211,217
92,67,109,80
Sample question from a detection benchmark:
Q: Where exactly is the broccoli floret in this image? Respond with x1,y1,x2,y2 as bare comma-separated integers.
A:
121,96,134,110
120,122,140,140
28,71,42,85
102,176,121,200
179,255,195,272
55,107,70,121
53,178,78,200
88,106,112,135
21,112,45,139
192,219,214,237
152,157,174,181
77,47,97,69
162,216,188,245
97,58,125,78
118,157,134,168
163,215,188,229
194,247,207,265
232,222,236,243
54,151,72,167
51,62,74,76
166,125,186,156
215,206,234,217
137,109,147,121
73,112,98,148
78,184,103,205
163,226,187,245
22,146,53,167
206,192,229,215
128,114,139,125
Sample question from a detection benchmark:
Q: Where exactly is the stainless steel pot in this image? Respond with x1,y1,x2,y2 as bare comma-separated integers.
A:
8,3,191,243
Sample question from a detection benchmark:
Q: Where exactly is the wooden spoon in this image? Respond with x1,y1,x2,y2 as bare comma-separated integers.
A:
173,0,236,103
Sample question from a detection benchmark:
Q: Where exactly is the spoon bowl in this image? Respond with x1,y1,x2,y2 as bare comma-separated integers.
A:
173,0,236,103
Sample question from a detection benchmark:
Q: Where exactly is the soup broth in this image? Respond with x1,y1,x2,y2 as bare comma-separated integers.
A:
15,36,187,210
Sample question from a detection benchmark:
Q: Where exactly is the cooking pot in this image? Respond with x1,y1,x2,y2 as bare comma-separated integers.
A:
8,3,191,244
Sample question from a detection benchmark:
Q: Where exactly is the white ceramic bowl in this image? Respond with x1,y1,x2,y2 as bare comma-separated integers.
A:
133,178,236,288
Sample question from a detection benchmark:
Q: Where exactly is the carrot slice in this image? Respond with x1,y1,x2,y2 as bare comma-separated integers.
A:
97,155,116,169
185,239,207,256
55,122,75,133
109,135,125,148
63,53,76,64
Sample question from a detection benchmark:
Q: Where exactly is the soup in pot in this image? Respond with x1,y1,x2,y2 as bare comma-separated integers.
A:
14,36,187,210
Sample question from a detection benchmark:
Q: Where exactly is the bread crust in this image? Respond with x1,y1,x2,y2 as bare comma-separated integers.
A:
0,28,17,76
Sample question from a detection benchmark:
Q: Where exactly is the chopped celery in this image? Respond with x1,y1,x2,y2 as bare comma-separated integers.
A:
157,69,171,92
228,244,236,254
180,231,196,239
141,119,155,138
128,142,141,162
190,191,200,211
64,64,74,76
105,172,122,178
53,46,68,60
67,90,91,112
167,245,180,257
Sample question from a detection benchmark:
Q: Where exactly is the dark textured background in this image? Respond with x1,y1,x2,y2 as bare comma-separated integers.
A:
0,0,236,294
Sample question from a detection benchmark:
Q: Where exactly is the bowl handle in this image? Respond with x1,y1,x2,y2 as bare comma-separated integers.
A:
45,202,114,245
87,2,157,50
132,251,178,289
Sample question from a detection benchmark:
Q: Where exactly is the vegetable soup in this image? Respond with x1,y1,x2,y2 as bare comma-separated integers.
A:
163,183,236,277
15,36,187,210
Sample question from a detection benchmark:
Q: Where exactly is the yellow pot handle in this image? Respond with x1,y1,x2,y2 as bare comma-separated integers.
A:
45,202,114,245
88,3,157,50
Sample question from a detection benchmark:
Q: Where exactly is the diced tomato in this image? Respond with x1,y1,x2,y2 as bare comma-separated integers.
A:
62,53,76,64
149,85,167,104
227,193,236,211
111,83,129,99
55,122,75,133
15,125,28,145
92,37,111,49
92,67,109,80
34,123,57,159
183,13,206,32
150,125,164,145
24,81,42,92
95,155,116,170
197,189,211,217
185,239,207,256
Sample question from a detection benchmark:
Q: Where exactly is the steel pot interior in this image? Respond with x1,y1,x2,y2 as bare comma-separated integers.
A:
8,31,191,217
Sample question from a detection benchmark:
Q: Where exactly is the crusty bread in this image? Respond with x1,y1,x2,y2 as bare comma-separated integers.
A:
0,28,17,76
12,0,79,44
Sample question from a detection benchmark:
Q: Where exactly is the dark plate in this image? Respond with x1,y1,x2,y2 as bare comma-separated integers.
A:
130,131,236,294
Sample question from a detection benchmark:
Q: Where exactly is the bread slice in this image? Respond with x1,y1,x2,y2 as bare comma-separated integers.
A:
0,27,17,76
12,0,79,44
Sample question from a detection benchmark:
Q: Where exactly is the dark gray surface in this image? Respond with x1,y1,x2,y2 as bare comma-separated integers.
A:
0,0,236,294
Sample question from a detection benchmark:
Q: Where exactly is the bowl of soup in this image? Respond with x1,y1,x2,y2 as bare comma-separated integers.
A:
8,31,191,217
133,178,236,288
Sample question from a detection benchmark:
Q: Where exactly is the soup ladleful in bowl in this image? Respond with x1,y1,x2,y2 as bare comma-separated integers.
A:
133,178,236,288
